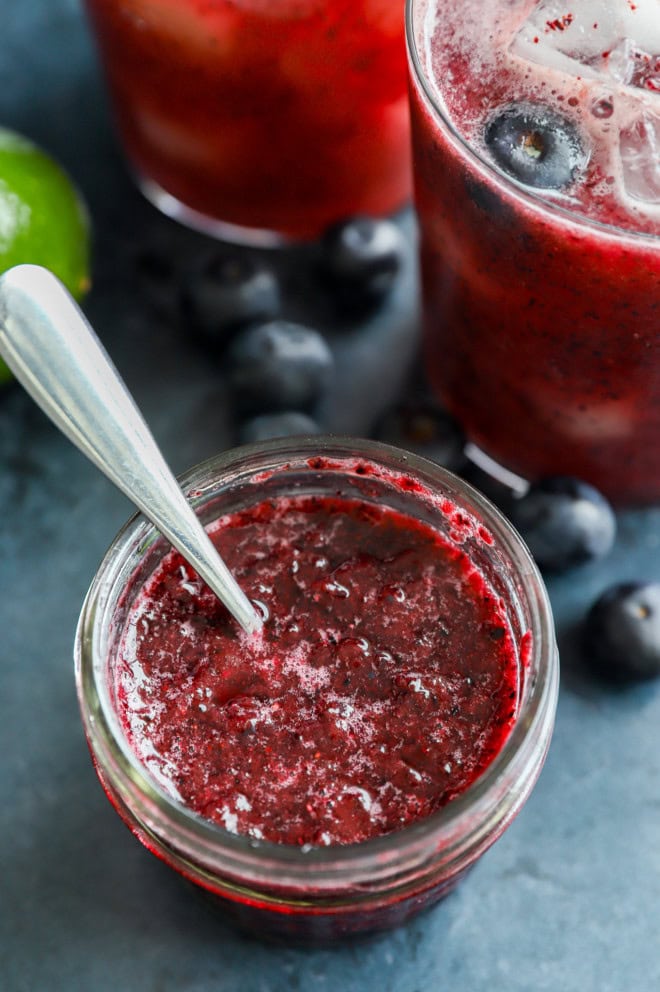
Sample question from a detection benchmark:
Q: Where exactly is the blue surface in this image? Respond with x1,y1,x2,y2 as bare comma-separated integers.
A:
2,3,660,990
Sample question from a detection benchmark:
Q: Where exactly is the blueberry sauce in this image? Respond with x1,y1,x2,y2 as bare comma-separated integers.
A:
115,495,521,847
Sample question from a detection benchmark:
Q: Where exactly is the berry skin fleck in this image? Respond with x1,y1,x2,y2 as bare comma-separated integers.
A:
583,583,660,682
505,477,616,571
228,320,334,414
545,13,573,31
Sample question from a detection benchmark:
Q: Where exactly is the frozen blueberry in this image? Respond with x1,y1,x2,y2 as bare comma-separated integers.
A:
319,216,406,310
182,254,281,347
228,321,334,413
583,583,660,682
484,104,587,190
505,477,616,571
375,394,466,471
238,411,321,444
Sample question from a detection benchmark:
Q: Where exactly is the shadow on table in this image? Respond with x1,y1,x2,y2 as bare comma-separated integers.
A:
556,618,658,713
4,738,455,987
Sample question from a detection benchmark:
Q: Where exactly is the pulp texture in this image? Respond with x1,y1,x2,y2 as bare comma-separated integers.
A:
115,495,520,847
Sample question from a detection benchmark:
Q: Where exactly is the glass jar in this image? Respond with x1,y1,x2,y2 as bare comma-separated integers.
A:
83,0,412,245
75,437,558,940
406,0,660,505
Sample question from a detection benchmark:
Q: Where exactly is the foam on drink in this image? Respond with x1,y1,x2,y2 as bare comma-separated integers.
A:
415,0,660,232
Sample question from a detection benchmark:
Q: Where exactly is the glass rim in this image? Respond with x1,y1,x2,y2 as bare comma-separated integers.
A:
404,0,660,247
76,436,559,889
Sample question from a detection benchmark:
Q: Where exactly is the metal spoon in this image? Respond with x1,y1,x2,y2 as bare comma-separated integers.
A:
0,264,261,635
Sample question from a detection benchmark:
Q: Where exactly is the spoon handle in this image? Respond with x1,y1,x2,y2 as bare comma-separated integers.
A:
0,264,260,635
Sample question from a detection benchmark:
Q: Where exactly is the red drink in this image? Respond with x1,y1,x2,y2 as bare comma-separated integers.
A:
84,0,412,242
407,0,660,504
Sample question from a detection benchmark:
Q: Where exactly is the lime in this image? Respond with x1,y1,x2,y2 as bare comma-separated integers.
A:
0,126,91,384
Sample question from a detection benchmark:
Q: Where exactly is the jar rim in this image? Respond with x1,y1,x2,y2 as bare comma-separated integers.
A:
405,0,660,247
76,436,558,889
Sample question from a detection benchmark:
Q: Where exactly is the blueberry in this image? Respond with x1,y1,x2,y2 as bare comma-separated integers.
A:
182,254,280,347
484,104,587,190
375,394,465,471
228,321,334,413
583,583,660,682
238,411,321,444
319,216,406,310
505,477,616,571
134,250,179,316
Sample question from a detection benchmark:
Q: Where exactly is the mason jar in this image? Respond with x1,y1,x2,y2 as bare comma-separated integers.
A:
75,437,558,940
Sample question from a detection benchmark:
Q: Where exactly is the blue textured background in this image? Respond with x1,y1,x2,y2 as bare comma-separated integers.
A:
2,3,660,989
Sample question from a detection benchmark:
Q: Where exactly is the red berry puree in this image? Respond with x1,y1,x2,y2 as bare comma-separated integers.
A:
115,494,520,847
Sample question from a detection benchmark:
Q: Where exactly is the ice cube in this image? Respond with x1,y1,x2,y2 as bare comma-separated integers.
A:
607,39,660,92
511,0,660,97
619,111,660,204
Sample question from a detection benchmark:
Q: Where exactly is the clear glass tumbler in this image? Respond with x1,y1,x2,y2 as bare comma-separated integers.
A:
407,0,660,505
84,0,412,244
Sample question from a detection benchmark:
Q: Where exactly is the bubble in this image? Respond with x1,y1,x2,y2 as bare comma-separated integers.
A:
324,580,350,598
591,96,615,118
252,598,270,622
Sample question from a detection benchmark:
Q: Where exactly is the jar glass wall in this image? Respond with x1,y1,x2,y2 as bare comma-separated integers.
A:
76,438,558,940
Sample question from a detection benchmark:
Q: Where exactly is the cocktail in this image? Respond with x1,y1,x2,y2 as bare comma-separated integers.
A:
85,0,412,243
407,0,660,504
